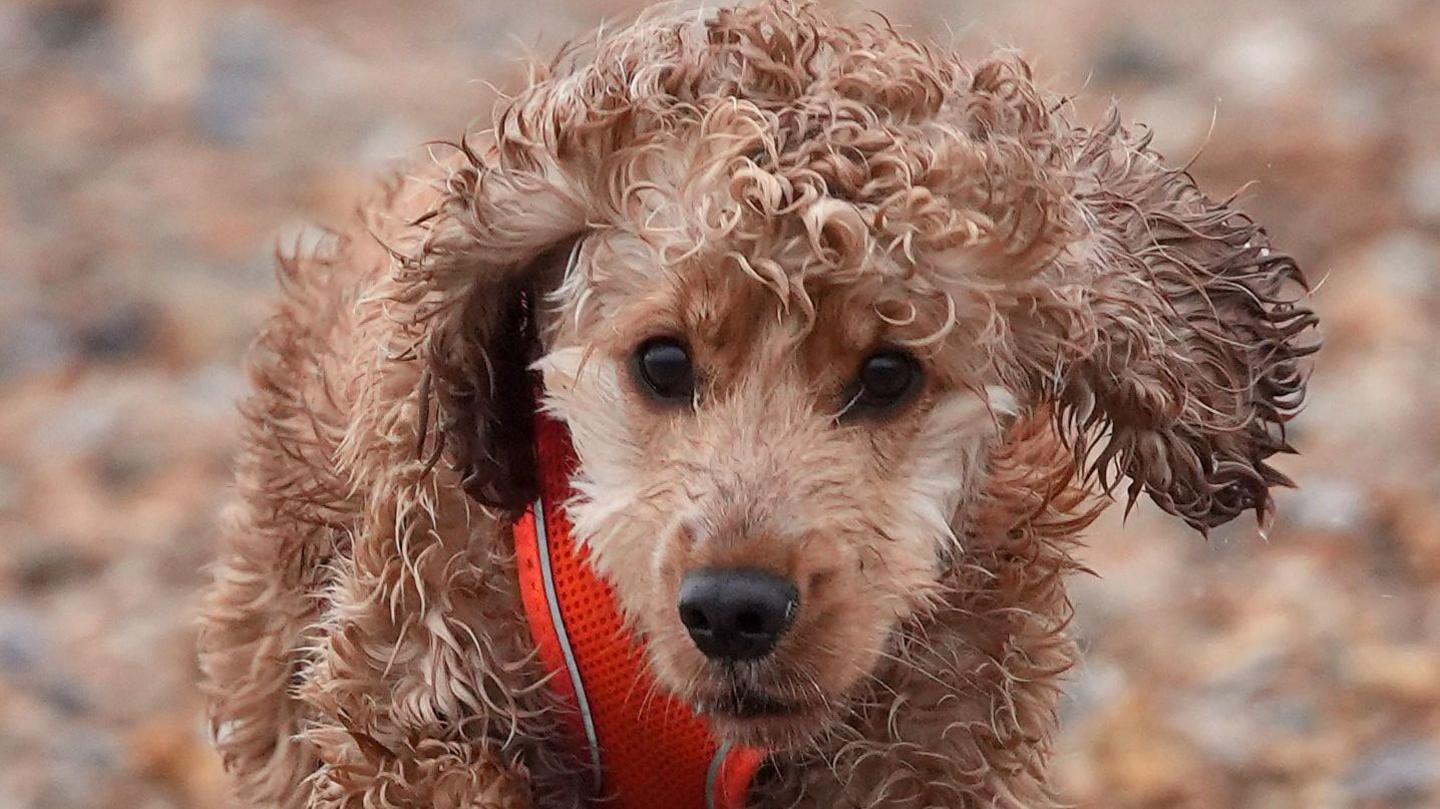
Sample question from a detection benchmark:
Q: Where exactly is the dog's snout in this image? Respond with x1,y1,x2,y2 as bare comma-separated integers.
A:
677,568,798,661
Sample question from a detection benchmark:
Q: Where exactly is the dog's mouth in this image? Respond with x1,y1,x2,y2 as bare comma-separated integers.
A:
699,682,801,719
688,676,830,747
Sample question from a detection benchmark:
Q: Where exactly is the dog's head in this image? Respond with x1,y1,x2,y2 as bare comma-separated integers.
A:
414,2,1316,748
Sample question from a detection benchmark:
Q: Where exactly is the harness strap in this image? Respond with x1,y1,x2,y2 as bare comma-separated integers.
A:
514,412,764,809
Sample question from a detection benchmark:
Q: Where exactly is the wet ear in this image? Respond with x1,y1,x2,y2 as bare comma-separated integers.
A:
415,154,585,513
426,239,579,513
1036,115,1319,532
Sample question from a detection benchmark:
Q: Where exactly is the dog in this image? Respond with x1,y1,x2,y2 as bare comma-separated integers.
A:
198,2,1318,807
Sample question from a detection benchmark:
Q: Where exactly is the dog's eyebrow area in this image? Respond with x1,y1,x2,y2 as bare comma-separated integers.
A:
555,225,987,394
558,246,975,419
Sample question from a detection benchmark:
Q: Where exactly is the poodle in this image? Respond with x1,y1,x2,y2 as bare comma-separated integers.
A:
198,2,1318,807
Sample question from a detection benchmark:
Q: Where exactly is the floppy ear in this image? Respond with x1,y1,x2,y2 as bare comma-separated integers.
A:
413,152,584,514
1032,113,1319,533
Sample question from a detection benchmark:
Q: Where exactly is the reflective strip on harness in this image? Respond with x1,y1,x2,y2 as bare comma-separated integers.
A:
530,494,603,792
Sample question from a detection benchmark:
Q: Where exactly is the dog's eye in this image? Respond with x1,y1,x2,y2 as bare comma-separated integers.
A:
850,350,920,414
633,338,695,402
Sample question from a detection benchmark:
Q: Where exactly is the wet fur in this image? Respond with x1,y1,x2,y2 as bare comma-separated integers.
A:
199,2,1317,807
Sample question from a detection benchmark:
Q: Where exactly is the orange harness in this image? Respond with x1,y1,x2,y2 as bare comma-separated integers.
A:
513,413,765,808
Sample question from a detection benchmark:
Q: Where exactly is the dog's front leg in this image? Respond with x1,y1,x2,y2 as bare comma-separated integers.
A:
290,474,591,809
302,738,540,809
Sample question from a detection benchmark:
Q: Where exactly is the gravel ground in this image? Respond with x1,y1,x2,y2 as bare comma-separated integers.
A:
1,1,1437,807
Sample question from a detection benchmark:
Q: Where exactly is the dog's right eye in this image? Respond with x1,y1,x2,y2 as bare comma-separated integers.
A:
633,338,695,403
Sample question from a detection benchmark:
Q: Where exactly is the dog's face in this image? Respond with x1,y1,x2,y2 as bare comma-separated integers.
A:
537,234,1008,747
421,0,1314,757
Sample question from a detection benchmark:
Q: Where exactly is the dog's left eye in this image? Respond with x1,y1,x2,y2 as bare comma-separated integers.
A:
849,350,920,414
633,338,695,403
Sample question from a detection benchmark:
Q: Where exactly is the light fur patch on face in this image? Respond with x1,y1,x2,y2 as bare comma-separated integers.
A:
890,389,1006,561
985,385,1020,419
534,347,645,547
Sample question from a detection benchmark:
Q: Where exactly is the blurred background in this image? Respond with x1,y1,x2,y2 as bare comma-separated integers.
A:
1,0,1437,807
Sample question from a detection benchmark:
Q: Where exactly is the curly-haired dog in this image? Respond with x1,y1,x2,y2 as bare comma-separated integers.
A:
199,2,1318,807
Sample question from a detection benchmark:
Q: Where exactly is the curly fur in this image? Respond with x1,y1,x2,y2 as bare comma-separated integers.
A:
198,3,1317,807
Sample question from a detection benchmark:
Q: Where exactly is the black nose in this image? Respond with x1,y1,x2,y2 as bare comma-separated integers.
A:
678,568,799,661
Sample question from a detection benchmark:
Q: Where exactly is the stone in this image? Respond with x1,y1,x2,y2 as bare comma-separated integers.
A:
1345,741,1440,802
77,302,158,362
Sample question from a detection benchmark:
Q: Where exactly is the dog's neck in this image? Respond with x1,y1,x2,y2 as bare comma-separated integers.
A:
512,411,764,809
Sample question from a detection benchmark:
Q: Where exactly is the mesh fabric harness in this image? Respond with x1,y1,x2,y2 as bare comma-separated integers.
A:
513,412,765,808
